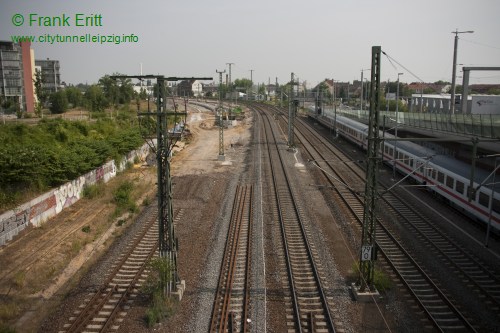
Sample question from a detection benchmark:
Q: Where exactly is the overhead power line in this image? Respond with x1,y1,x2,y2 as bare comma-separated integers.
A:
381,50,425,83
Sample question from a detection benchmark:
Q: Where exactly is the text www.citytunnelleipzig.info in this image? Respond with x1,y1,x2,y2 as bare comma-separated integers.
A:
10,33,139,45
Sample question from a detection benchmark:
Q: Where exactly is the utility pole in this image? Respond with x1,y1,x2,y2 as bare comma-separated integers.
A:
112,74,211,298
393,73,403,179
216,69,226,160
358,46,381,293
288,72,298,147
333,78,338,137
450,29,474,114
275,77,279,106
250,69,254,100
226,62,234,96
360,69,370,112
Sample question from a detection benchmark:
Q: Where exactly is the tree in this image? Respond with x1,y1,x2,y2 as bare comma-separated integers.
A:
118,78,134,104
85,85,108,112
487,87,500,95
233,78,252,91
33,69,47,116
258,83,266,96
314,81,332,99
99,74,135,105
434,80,450,85
339,86,346,100
65,86,83,107
99,74,120,106
423,87,436,94
49,90,68,114
139,87,148,100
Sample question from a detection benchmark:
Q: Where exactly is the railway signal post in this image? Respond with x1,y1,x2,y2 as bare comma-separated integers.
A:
356,46,382,297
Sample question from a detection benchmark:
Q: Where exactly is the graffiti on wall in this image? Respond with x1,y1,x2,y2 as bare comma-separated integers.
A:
0,143,150,246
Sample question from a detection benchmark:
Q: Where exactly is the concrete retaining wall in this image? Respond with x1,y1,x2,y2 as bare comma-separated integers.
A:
0,143,150,246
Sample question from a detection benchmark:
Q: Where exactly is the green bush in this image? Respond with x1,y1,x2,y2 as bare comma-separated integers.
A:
145,307,159,327
141,257,177,327
0,118,144,209
49,90,69,114
82,182,105,199
350,261,393,292
112,181,137,217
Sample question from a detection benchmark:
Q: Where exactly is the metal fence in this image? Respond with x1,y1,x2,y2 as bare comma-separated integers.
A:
324,108,500,139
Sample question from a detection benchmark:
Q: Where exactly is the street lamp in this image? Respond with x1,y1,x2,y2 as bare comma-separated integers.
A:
450,29,474,114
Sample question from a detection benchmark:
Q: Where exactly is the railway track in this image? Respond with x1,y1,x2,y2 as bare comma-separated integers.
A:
293,113,482,331
381,191,500,312
0,204,109,286
60,207,185,333
295,113,500,326
254,105,338,333
209,184,253,333
262,104,493,331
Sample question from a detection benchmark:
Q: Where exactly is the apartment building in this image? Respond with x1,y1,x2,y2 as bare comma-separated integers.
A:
0,40,36,113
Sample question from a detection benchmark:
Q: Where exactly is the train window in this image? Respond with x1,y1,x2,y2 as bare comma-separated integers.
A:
446,176,454,189
493,197,500,215
402,154,408,165
478,192,489,208
437,171,444,183
417,162,424,174
388,147,393,156
456,181,464,194
409,158,414,168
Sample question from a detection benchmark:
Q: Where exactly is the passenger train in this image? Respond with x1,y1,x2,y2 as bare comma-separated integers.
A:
311,112,500,234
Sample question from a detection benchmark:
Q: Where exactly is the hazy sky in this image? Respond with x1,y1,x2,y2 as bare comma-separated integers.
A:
2,0,500,87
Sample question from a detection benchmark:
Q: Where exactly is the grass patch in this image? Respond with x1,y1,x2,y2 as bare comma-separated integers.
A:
0,300,20,323
81,225,91,233
82,182,105,199
12,271,26,290
373,268,392,292
70,239,82,256
142,196,151,207
44,265,57,280
350,261,393,292
0,324,17,333
141,257,178,327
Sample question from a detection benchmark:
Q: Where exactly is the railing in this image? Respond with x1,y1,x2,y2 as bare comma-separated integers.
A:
321,107,500,138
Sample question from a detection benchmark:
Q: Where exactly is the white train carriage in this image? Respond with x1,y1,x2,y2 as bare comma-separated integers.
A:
329,114,500,233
